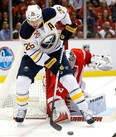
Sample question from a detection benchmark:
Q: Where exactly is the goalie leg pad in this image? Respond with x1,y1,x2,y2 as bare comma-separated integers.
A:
48,99,70,123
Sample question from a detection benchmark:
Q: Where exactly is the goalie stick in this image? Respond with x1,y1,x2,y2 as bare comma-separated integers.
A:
50,40,64,131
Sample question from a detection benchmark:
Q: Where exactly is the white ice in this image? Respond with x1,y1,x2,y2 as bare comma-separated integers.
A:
0,76,116,137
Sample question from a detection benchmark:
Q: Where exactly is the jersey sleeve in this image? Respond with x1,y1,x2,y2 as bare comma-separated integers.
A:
52,5,72,25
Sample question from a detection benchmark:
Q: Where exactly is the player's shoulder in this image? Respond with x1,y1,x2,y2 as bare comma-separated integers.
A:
42,5,67,23
20,20,35,40
42,7,56,23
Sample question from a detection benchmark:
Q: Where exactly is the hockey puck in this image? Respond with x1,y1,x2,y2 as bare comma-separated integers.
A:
67,131,74,135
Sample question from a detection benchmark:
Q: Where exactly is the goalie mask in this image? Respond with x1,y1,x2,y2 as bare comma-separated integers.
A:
65,50,76,69
89,55,113,71
26,4,42,22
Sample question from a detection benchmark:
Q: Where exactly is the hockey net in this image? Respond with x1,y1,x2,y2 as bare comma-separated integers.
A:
0,46,50,119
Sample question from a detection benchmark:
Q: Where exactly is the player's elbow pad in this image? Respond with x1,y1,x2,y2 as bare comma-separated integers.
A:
60,24,77,41
44,58,64,74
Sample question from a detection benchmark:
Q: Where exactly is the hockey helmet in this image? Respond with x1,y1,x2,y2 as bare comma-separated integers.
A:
65,50,76,69
26,5,42,21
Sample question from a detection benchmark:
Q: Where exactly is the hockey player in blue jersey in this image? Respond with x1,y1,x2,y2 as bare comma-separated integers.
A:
15,4,95,125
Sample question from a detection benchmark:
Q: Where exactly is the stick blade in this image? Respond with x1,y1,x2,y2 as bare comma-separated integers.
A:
50,119,62,131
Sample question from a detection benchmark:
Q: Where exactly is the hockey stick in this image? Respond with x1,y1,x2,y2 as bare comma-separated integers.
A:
50,40,64,131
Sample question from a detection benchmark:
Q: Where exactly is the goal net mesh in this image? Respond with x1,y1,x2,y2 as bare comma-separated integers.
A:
0,69,48,119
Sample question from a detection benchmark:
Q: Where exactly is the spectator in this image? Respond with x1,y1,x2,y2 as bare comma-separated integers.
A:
97,9,112,29
77,30,84,39
96,0,112,19
100,0,116,6
104,31,114,38
2,11,9,22
13,1,27,28
0,21,10,40
13,22,21,38
29,0,37,5
79,2,97,33
87,2,98,33
69,0,83,12
0,0,8,12
110,2,116,23
48,0,54,7
0,12,2,30
13,1,27,17
99,21,115,38
94,31,102,38
87,31,94,38
90,0,100,8
87,2,98,22
71,10,83,31
37,0,46,9
13,32,19,39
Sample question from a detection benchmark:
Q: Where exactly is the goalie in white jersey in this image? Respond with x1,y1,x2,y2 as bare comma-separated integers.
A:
15,4,95,125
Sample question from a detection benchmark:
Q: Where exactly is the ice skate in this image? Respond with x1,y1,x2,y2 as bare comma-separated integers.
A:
14,109,27,123
80,110,95,125
83,91,91,98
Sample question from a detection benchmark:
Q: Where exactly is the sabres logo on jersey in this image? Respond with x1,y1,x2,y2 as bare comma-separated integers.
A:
40,34,56,49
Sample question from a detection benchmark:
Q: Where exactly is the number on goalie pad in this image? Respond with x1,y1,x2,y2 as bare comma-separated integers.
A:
66,93,106,115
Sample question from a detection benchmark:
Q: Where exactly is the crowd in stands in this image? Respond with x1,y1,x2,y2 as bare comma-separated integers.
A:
0,0,116,40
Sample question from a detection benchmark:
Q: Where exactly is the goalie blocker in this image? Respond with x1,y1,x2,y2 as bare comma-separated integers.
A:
89,55,113,71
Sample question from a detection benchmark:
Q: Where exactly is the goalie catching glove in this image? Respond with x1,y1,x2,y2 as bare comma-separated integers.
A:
60,24,77,41
89,55,113,71
44,57,64,75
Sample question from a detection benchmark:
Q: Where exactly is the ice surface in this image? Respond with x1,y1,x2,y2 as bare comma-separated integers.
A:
0,76,116,137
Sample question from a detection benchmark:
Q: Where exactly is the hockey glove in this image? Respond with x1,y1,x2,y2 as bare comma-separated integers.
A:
44,57,64,75
60,24,77,41
90,55,113,71
98,55,113,71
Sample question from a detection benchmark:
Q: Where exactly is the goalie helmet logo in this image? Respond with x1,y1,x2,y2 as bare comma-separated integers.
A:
65,50,76,69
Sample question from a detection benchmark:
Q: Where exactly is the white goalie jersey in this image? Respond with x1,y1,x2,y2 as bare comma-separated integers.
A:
19,5,71,66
